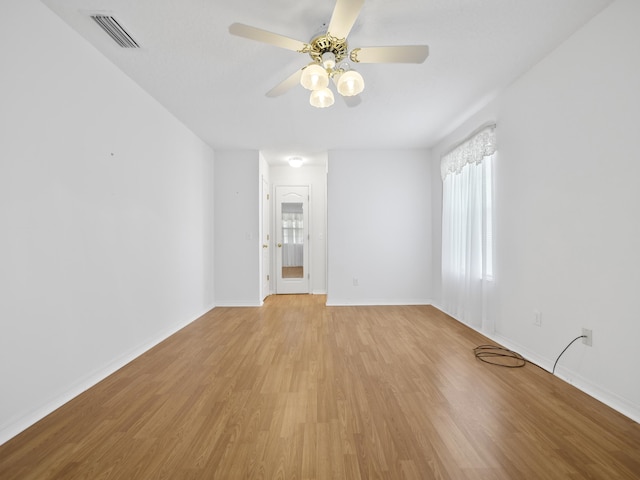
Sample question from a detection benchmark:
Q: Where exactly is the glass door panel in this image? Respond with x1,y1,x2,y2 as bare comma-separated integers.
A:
281,202,303,279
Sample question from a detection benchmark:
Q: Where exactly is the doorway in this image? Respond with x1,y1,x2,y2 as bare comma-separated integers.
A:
275,185,309,294
260,151,327,299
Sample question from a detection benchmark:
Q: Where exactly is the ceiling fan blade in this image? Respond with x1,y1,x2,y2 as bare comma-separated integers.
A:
327,0,364,40
351,45,429,64
229,23,308,52
266,68,304,97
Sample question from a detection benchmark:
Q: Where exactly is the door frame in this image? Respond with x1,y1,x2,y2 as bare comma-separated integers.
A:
274,184,310,294
261,175,270,300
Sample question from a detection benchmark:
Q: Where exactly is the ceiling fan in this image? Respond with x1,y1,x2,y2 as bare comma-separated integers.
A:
229,0,429,108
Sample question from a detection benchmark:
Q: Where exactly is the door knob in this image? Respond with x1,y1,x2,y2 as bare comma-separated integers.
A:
262,244,268,248
277,243,282,248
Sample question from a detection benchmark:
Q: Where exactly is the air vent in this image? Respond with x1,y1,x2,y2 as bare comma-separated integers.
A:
91,15,139,48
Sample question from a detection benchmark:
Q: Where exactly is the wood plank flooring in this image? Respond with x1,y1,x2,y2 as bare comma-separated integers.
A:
1,295,639,479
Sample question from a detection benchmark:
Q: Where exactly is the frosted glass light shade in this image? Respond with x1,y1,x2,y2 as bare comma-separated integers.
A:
337,70,365,96
309,88,334,108
322,52,336,70
288,156,304,168
300,64,329,91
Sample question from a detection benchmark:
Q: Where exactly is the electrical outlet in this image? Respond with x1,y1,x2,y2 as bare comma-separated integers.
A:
533,310,542,327
353,277,359,287
582,328,593,346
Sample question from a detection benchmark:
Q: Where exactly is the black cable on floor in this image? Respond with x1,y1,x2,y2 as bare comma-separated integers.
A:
474,335,587,373
473,345,526,368
552,335,586,374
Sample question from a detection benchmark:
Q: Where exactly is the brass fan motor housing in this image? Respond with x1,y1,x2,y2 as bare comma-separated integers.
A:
304,34,348,64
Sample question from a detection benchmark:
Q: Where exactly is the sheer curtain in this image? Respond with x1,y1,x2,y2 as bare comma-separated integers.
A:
441,125,496,330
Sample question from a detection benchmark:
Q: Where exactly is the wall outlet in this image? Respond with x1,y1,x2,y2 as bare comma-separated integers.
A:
533,310,542,327
582,328,593,346
353,277,359,287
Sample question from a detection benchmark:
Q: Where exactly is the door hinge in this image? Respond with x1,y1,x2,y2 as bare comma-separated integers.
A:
267,194,270,200
267,234,270,240
267,275,270,281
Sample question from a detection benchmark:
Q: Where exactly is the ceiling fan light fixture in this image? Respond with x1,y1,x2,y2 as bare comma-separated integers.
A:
309,87,334,108
337,70,365,96
228,0,429,109
300,64,329,91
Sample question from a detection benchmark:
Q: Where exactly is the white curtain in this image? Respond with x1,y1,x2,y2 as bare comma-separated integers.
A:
441,125,495,330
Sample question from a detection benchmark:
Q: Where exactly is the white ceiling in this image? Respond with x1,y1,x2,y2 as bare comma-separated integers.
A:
42,0,612,164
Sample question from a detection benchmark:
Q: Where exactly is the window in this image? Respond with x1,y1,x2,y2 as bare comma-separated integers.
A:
441,125,496,329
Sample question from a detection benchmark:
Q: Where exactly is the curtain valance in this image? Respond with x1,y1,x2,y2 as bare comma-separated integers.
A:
441,125,496,180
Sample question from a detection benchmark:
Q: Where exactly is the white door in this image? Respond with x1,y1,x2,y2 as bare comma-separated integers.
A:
261,177,270,300
275,185,309,294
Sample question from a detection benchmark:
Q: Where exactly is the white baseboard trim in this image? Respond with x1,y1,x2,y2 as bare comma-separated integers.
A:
552,367,640,425
0,305,215,446
326,298,433,307
214,301,262,307
433,306,640,425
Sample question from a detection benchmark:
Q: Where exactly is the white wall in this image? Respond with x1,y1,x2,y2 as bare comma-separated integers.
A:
0,0,215,444
270,163,328,295
327,150,432,305
431,0,640,421
214,151,261,306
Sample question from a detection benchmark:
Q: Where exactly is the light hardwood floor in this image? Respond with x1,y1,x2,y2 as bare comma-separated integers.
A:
1,295,639,479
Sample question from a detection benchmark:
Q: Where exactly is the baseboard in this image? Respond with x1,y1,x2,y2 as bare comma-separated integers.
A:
0,305,215,446
214,300,262,307
326,298,433,306
433,306,640,425
553,367,640,425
